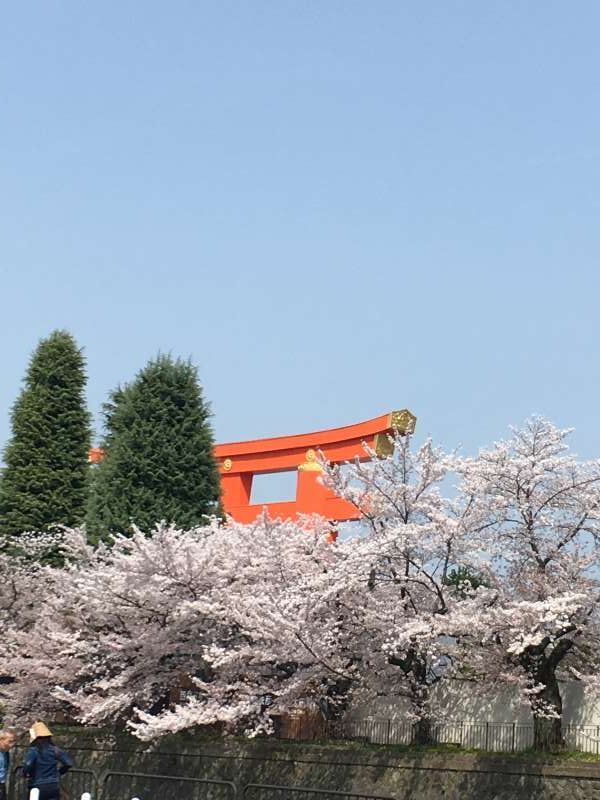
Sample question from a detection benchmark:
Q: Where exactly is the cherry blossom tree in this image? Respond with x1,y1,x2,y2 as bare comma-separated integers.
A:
320,434,490,744
126,515,353,740
0,517,357,740
0,532,69,714
459,418,600,750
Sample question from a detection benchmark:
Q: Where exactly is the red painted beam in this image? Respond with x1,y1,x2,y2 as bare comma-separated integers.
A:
216,409,416,523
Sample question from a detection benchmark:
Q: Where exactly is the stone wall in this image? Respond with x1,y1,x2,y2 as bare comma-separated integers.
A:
15,728,600,800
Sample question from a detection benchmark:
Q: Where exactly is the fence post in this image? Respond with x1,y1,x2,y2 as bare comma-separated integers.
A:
29,791,40,800
511,722,516,753
485,722,490,751
386,719,391,745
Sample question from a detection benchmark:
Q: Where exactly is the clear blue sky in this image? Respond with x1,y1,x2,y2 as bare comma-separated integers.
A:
2,1,600,475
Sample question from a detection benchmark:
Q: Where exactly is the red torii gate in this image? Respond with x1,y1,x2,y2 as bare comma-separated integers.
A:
89,409,416,523
214,409,416,523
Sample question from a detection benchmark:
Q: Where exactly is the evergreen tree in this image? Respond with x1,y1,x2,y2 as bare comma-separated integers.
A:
87,355,221,541
0,331,91,535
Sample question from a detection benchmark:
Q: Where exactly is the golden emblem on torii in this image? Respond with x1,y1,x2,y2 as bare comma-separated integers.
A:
373,409,417,457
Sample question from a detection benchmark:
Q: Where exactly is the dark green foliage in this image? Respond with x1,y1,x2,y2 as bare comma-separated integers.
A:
86,355,221,541
444,566,489,597
0,331,92,536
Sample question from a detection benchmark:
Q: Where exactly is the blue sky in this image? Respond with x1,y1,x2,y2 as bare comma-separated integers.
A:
2,1,600,480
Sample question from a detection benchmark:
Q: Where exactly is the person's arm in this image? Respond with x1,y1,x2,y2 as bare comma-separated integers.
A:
56,748,73,775
23,747,37,777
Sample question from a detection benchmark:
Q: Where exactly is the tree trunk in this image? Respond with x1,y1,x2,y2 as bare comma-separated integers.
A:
317,676,352,722
411,681,433,746
532,667,564,751
520,636,572,752
533,715,563,752
389,646,433,747
412,716,433,746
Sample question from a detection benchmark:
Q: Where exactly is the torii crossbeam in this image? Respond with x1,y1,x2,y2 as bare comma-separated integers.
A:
215,409,416,523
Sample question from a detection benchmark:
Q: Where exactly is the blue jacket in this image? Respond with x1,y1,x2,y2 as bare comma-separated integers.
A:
23,744,73,787
0,751,9,783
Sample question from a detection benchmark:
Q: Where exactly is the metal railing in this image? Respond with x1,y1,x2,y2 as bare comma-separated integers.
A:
278,717,600,754
100,770,237,799
9,767,99,800
243,785,394,800
12,771,393,800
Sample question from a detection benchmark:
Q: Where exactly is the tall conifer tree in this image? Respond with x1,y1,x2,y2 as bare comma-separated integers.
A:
87,355,221,541
0,330,91,535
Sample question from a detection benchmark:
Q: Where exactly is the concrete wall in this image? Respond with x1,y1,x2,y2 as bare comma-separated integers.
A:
349,679,600,726
24,729,600,800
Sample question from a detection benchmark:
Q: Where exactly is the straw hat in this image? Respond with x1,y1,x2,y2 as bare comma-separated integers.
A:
29,722,52,742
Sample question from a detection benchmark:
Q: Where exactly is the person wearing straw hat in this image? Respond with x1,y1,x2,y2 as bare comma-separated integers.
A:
23,722,73,800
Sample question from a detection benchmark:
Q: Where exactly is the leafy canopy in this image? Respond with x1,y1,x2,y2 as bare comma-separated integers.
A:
86,354,221,540
0,330,91,536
